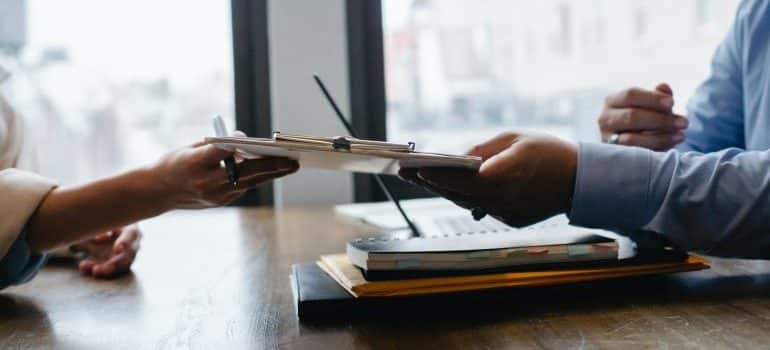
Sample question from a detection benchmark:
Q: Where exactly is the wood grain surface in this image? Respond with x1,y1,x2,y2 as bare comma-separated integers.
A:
3,207,770,349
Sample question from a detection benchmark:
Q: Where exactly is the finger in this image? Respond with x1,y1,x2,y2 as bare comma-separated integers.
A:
78,260,95,275
601,108,688,133
91,252,134,278
476,143,529,181
606,87,674,112
201,157,299,187
399,168,477,205
210,160,299,192
92,230,118,243
192,140,207,147
114,225,141,254
197,144,236,166
231,131,249,163
655,83,673,96
237,157,299,179
73,239,113,260
77,240,113,261
91,260,117,278
465,132,520,159
408,171,486,210
227,169,297,191
617,132,685,151
416,168,492,197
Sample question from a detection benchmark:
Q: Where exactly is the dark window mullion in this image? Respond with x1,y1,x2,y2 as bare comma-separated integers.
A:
231,0,273,206
346,0,433,202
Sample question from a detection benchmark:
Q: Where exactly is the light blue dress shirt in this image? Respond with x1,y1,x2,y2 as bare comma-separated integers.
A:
569,0,770,258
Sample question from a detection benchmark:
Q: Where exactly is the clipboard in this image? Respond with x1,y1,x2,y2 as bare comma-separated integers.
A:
205,132,482,175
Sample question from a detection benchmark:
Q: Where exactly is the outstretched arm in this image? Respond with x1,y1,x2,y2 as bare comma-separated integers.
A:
26,142,298,252
402,132,770,259
570,143,770,258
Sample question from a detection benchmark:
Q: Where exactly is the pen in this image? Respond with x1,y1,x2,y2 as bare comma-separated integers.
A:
313,74,423,237
212,115,239,187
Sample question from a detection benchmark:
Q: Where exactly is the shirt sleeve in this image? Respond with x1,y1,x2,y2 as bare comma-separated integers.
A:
678,1,747,152
0,229,48,289
569,142,770,259
0,169,56,288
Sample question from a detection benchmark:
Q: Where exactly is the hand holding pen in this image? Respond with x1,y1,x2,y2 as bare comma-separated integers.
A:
213,115,240,187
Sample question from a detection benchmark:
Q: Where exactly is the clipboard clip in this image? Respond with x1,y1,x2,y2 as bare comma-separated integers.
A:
332,136,352,151
273,132,416,153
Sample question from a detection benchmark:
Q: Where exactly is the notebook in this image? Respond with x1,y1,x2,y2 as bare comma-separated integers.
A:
205,132,481,175
346,213,638,277
347,228,621,271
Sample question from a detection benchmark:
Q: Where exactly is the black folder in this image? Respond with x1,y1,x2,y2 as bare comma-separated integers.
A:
290,262,518,321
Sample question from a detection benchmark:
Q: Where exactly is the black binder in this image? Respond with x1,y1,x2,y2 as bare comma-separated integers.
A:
290,262,521,321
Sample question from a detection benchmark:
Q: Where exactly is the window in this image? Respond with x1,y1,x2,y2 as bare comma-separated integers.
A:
381,0,741,155
0,0,235,185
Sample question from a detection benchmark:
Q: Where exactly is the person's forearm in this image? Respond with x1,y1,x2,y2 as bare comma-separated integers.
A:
570,143,770,258
26,167,170,252
642,148,770,258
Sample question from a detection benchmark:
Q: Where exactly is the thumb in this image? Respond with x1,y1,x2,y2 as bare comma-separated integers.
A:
230,130,250,162
466,132,520,160
195,129,244,162
198,143,234,165
655,83,673,96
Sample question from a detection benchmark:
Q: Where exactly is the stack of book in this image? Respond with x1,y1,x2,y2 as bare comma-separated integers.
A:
290,223,709,318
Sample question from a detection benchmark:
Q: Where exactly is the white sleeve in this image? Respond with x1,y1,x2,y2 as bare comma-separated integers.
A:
0,169,56,258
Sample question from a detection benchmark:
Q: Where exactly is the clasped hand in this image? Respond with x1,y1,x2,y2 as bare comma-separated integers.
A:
598,83,688,150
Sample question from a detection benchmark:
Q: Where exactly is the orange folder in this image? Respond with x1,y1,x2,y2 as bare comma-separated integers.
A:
317,254,709,298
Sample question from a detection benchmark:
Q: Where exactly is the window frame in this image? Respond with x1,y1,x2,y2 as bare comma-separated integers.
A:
231,0,273,206
346,0,433,202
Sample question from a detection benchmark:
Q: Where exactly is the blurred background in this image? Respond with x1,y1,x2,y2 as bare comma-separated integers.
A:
0,0,740,204
382,0,740,154
0,0,234,185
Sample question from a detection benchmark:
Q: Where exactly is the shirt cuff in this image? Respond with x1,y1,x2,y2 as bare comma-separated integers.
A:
0,228,48,289
568,142,654,231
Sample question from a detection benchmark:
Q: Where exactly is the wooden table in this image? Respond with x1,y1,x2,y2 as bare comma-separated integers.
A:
3,207,770,349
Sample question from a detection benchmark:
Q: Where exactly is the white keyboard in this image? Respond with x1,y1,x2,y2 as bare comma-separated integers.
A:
335,197,636,259
416,213,570,238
